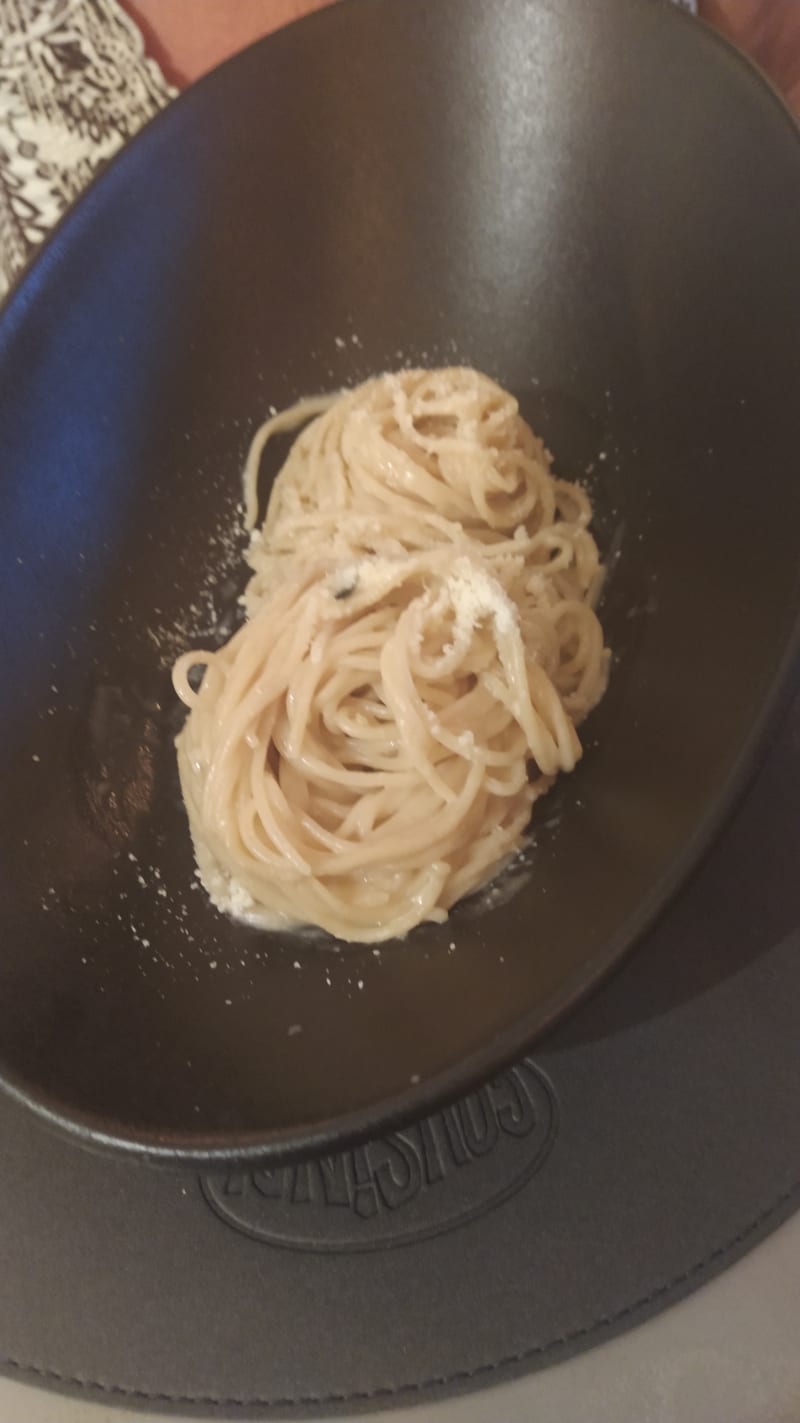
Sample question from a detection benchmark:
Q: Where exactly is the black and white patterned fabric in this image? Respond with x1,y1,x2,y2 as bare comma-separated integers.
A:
0,0,696,301
0,0,174,298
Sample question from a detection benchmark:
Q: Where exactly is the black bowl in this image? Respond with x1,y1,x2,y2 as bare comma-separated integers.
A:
0,0,799,1166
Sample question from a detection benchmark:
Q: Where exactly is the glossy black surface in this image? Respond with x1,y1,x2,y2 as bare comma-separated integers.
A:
0,0,798,1163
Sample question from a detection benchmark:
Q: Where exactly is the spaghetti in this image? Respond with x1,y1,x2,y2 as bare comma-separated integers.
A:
173,368,609,942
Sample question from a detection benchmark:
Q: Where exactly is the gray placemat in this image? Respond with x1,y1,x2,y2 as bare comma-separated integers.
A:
0,690,797,1416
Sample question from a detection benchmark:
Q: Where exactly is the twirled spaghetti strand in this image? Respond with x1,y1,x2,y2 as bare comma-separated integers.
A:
173,368,610,942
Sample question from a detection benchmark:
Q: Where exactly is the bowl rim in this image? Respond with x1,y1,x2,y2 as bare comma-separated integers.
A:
1,0,799,1167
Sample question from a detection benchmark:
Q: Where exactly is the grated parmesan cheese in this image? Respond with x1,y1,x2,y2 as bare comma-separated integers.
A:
446,557,517,636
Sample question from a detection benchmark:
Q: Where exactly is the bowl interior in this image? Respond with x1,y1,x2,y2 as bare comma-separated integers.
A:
0,0,799,1163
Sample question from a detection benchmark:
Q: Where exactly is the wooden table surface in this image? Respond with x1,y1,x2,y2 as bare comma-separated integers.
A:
121,0,800,115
